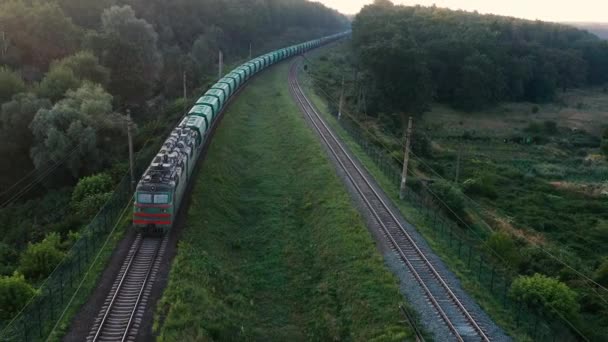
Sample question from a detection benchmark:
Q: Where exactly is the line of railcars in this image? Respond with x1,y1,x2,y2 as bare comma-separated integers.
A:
134,31,350,234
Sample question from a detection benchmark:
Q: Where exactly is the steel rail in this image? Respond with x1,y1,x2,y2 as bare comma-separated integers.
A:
287,60,490,342
90,235,162,342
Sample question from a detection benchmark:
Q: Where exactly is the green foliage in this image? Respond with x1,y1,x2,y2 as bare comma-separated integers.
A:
94,5,162,105
0,243,18,276
30,82,126,179
601,128,608,158
485,232,520,269
0,67,26,103
462,176,498,199
18,232,65,281
53,51,110,86
594,258,608,287
71,173,113,216
428,179,466,220
352,2,608,113
37,66,81,102
0,273,36,320
510,273,580,321
0,0,81,71
0,93,51,189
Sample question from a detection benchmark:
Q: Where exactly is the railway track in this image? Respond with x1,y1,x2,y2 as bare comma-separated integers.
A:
288,60,491,342
87,234,167,342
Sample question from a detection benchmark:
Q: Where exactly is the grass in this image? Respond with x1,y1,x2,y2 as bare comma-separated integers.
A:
153,61,412,341
302,41,608,340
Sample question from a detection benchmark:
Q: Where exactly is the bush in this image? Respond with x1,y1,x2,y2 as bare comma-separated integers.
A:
510,273,579,320
485,232,520,269
594,258,608,287
0,67,26,103
37,66,81,102
462,177,498,199
18,232,65,281
0,273,36,320
531,105,540,114
543,120,557,135
532,163,566,179
72,173,113,206
428,180,466,220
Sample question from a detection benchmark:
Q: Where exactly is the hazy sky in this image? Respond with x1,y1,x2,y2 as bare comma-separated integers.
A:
318,0,608,22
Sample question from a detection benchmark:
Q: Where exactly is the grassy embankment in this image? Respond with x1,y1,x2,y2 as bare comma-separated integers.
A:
301,41,608,339
153,61,411,341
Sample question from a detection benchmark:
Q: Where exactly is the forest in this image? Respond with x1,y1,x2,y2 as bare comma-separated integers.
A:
0,0,347,322
352,0,608,114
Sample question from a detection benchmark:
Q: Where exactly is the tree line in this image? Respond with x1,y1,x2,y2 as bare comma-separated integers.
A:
0,0,347,321
352,0,608,114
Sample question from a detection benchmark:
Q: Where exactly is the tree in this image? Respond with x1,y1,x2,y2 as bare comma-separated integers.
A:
37,66,81,102
0,1,81,72
30,82,126,180
0,273,36,320
510,273,579,320
0,67,26,103
96,5,162,106
0,93,52,189
71,173,114,216
18,232,65,281
53,51,110,86
594,257,608,287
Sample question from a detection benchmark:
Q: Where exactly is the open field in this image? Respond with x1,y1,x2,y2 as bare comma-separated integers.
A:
153,61,411,341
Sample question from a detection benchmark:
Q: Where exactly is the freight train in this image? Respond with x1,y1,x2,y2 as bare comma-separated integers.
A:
133,31,350,234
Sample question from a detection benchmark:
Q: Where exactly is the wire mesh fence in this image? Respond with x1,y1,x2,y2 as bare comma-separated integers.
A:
0,144,159,342
321,101,582,341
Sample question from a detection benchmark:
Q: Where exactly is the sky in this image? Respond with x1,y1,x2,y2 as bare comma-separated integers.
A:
317,0,608,23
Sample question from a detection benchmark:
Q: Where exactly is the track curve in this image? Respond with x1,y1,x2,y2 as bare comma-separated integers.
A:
288,59,491,342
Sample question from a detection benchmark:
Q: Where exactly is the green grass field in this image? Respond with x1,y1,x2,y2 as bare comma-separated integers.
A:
153,61,412,341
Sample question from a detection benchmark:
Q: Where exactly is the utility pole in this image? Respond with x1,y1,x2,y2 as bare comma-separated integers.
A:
455,141,462,184
218,50,223,80
0,31,5,58
126,110,135,192
183,70,187,116
399,116,413,200
338,76,345,120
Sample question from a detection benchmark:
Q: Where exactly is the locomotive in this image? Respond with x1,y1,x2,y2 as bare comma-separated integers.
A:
133,31,350,234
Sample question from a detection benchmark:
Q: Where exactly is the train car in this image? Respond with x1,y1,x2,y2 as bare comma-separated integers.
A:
133,30,351,234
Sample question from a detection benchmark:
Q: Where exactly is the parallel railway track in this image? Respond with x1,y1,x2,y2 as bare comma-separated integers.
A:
288,60,491,342
87,234,167,342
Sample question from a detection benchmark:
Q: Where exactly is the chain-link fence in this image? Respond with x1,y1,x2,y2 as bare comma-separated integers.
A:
319,98,583,341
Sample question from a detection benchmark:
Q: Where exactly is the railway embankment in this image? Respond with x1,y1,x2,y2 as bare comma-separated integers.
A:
153,62,412,340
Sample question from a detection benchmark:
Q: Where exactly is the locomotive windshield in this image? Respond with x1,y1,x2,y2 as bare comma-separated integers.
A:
154,194,169,203
137,193,153,203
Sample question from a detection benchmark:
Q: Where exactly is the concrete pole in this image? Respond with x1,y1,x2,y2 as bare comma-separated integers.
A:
455,141,462,184
126,110,135,192
218,50,223,80
338,76,345,120
183,70,187,116
399,116,413,200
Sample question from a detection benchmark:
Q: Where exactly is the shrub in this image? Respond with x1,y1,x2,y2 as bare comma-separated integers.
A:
532,163,566,179
428,180,466,220
462,177,498,199
543,120,557,135
594,258,608,287
72,173,113,206
485,232,520,269
531,105,540,114
0,67,26,103
18,232,65,281
0,273,36,320
510,273,579,320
